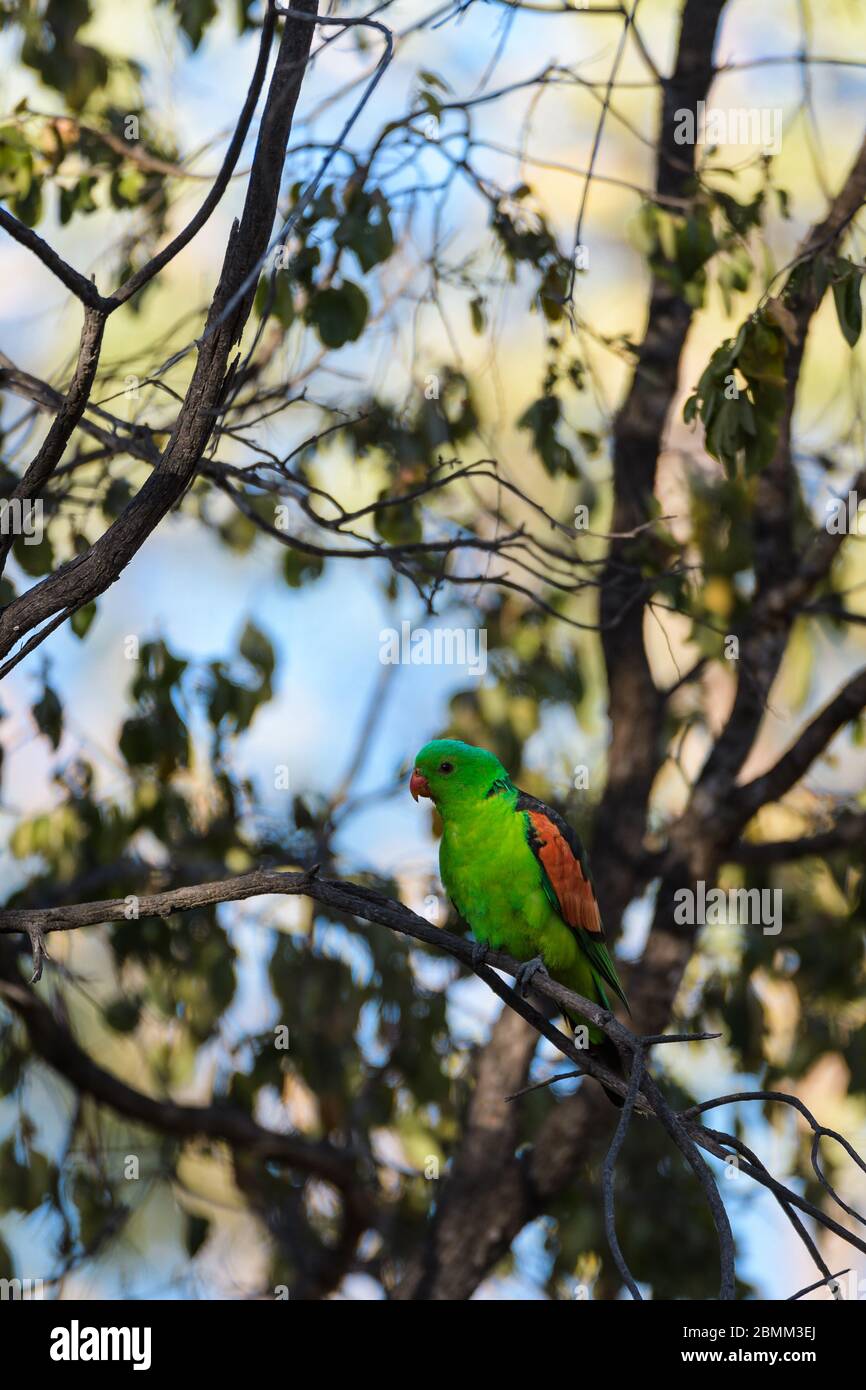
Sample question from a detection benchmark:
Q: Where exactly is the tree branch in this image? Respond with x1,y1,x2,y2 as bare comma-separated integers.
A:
0,206,108,309
0,3,278,314
0,306,106,575
0,352,161,467
0,1,320,675
105,1,279,309
592,0,728,935
2,864,863,1297
690,129,866,826
729,810,866,865
730,665,866,829
0,937,372,1299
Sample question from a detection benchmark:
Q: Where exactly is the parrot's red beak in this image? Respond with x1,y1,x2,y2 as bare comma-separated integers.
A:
410,769,431,802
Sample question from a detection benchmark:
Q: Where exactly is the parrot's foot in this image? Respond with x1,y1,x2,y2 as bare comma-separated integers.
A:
469,941,490,969
514,956,548,997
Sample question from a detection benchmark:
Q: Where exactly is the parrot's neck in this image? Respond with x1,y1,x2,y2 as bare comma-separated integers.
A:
438,780,523,912
439,778,518,837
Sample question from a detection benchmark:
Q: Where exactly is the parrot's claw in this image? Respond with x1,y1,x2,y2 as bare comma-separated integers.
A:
515,956,548,997
470,941,490,969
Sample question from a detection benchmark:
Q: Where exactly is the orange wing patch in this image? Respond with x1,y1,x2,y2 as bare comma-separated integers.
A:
526,810,602,936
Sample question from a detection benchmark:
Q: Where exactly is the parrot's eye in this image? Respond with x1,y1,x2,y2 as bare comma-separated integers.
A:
439,761,454,774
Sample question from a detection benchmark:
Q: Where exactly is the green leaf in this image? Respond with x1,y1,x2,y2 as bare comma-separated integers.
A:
110,165,146,208
307,280,368,348
283,549,324,588
833,264,863,347
239,621,275,680
255,270,295,329
0,128,33,200
12,175,43,227
469,295,486,334
13,532,54,577
120,696,189,775
517,395,577,477
373,494,422,545
71,602,96,639
33,683,63,750
336,189,393,273
417,69,452,94
72,1169,118,1247
163,0,218,50
60,174,98,225
705,397,743,477
105,477,133,517
811,253,831,301
675,211,716,280
0,1137,56,1213
538,261,569,322
103,996,142,1033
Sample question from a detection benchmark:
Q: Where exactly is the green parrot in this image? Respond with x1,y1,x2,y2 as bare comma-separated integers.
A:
410,738,628,1102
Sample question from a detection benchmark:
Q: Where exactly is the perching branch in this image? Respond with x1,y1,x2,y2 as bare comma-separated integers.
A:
1,865,864,1299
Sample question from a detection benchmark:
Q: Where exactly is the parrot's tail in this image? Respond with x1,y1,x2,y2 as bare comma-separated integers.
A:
564,1014,626,1107
586,1035,626,1109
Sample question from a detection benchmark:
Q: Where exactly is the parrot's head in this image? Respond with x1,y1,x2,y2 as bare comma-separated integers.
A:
410,739,510,813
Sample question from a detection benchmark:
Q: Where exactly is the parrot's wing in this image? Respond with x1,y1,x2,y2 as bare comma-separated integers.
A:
515,790,629,1011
